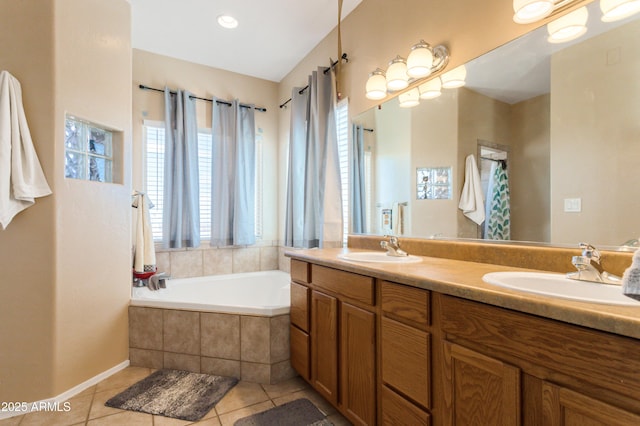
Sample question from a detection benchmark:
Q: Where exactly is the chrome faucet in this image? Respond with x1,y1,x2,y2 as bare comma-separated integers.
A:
567,243,622,285
380,235,408,257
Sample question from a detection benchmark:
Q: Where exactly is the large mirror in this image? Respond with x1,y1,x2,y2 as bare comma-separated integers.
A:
352,0,640,249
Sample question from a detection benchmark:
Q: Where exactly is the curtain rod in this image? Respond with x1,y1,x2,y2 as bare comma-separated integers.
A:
279,53,349,109
138,85,267,112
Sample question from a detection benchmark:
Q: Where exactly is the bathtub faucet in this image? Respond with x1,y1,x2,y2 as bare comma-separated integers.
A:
380,235,408,257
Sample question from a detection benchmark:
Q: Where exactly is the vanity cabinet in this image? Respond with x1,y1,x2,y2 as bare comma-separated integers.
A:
437,293,640,426
289,260,376,426
289,257,640,425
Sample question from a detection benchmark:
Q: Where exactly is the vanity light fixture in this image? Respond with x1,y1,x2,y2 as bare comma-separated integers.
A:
365,43,449,101
547,6,588,42
440,65,467,88
407,40,434,78
386,56,410,91
419,78,442,99
398,88,421,108
600,0,640,21
217,14,238,29
514,0,640,26
513,0,555,23
365,68,388,100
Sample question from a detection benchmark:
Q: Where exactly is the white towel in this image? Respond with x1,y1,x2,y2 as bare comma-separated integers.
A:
458,154,485,225
392,202,404,235
132,192,156,273
0,70,52,229
622,249,640,301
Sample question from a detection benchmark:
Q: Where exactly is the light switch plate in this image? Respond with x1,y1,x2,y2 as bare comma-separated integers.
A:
564,198,582,213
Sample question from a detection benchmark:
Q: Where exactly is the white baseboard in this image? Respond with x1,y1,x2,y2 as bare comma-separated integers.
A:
0,360,130,420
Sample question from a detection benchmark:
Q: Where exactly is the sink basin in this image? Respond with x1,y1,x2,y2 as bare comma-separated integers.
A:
338,251,422,264
482,272,640,306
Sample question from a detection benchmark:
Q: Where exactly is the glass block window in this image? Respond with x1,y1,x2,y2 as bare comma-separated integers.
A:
417,167,452,200
65,117,113,182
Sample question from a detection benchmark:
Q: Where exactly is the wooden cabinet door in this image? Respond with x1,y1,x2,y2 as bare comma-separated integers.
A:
340,302,376,426
311,290,338,405
290,324,310,380
443,342,521,426
381,316,430,409
542,382,640,426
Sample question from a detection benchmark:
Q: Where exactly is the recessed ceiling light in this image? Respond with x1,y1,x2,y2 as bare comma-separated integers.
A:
217,15,238,29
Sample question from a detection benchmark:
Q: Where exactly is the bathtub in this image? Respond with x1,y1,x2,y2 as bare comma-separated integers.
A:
128,270,296,384
130,270,291,316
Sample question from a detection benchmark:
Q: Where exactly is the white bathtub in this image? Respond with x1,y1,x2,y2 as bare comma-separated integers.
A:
130,270,291,316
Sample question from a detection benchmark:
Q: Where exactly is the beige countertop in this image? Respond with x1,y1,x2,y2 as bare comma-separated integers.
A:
286,248,640,340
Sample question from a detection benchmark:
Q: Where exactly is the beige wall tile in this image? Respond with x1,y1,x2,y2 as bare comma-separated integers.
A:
240,316,270,363
201,357,241,379
170,250,203,278
278,247,291,272
259,246,279,271
155,251,171,275
129,307,163,350
163,310,200,355
241,361,270,384
203,248,233,276
232,248,260,273
201,313,240,359
269,315,290,363
261,376,308,399
270,360,297,384
129,348,163,369
163,352,200,373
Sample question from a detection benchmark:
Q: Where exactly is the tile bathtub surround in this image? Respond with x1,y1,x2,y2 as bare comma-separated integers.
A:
129,307,296,385
155,245,281,279
0,366,352,426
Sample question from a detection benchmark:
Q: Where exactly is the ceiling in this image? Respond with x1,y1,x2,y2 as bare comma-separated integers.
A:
130,0,362,82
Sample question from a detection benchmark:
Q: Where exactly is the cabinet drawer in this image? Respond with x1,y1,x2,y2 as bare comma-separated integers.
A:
290,281,310,332
381,281,430,329
311,264,375,306
381,385,431,426
381,316,430,409
290,260,310,283
290,325,310,381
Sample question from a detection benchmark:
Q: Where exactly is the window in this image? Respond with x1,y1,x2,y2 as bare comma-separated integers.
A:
65,117,114,182
336,99,349,247
144,122,263,242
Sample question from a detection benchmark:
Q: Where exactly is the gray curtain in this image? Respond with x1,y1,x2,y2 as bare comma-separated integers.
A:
162,88,200,249
350,125,366,233
210,98,256,246
284,67,343,248
284,88,309,247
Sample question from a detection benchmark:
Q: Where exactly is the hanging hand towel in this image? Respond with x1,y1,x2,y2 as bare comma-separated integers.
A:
132,192,156,274
0,70,52,229
392,202,405,235
458,154,485,225
622,249,640,301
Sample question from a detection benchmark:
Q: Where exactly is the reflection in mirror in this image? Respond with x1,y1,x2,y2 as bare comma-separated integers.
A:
351,0,640,248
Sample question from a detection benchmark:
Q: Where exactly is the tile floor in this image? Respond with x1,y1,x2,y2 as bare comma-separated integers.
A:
0,367,352,426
